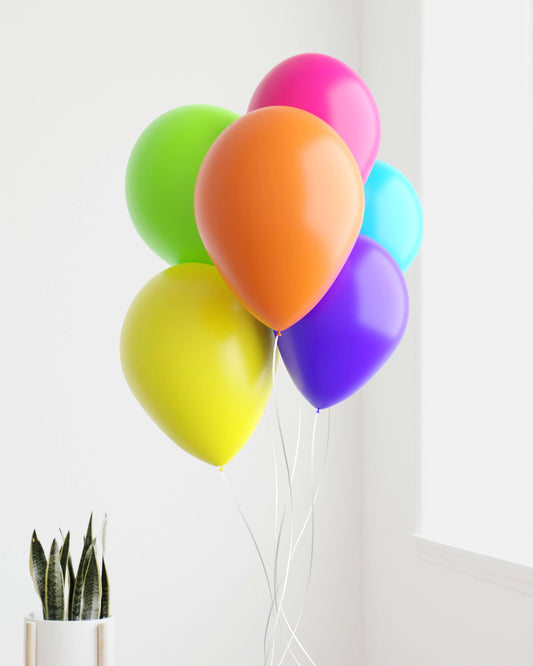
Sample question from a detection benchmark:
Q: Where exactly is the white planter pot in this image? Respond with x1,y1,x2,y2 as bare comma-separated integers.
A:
24,613,114,666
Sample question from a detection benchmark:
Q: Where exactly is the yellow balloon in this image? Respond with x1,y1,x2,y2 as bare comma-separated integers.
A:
120,263,275,467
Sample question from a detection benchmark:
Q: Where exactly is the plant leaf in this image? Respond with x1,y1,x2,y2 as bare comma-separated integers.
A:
59,531,70,580
71,541,94,621
70,514,94,621
85,513,93,545
45,539,64,621
29,531,47,619
100,557,109,619
83,539,96,579
81,547,101,620
67,554,76,621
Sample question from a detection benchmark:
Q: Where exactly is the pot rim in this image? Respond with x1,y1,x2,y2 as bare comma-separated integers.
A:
25,612,113,625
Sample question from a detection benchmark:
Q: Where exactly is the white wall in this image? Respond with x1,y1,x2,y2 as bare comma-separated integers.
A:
359,1,533,664
420,0,533,563
0,1,364,664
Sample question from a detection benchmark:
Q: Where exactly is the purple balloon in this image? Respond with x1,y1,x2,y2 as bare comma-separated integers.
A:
278,235,409,408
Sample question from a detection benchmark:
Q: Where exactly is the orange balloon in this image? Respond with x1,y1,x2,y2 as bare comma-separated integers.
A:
194,106,365,331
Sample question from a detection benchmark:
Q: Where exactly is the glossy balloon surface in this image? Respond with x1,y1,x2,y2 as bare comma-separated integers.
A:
120,263,274,467
248,53,380,182
278,236,409,408
195,106,365,331
362,161,423,272
126,105,238,265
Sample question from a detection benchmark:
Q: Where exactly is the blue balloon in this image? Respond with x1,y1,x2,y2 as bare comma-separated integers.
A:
361,161,423,272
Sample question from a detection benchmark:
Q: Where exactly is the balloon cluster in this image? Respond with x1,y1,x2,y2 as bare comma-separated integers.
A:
121,53,423,467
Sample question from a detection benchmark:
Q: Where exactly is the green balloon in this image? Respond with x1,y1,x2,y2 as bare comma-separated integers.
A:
125,105,239,265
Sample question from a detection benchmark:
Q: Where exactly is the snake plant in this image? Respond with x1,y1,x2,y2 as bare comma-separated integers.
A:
30,514,110,621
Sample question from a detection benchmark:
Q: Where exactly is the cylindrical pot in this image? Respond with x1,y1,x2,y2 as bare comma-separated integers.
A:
24,613,114,666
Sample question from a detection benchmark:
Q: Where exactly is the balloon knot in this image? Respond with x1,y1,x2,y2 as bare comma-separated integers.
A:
316,408,320,414
219,466,224,472
276,330,282,337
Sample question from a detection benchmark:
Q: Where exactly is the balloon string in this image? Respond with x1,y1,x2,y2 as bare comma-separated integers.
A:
291,408,331,555
226,331,314,665
274,411,320,666
221,468,305,666
221,466,303,664
272,332,278,387
263,333,304,665
278,409,331,666
269,333,282,654
223,423,301,666
220,470,272,600
264,415,304,663
271,415,280,541
220,333,312,665
266,408,331,666
291,406,302,484
267,398,296,666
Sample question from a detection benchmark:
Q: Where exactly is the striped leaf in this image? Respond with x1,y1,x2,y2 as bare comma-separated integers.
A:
45,539,65,620
67,554,76,621
69,519,94,620
71,541,95,621
81,547,101,620
85,514,93,545
100,557,110,619
29,531,47,619
31,514,110,623
59,531,70,580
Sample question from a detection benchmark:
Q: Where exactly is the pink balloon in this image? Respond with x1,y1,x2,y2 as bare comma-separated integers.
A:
248,53,380,183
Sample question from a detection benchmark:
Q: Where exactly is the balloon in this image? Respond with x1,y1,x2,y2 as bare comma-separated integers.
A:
120,263,274,467
278,236,409,409
361,161,423,272
248,53,380,183
125,105,239,265
195,106,365,332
